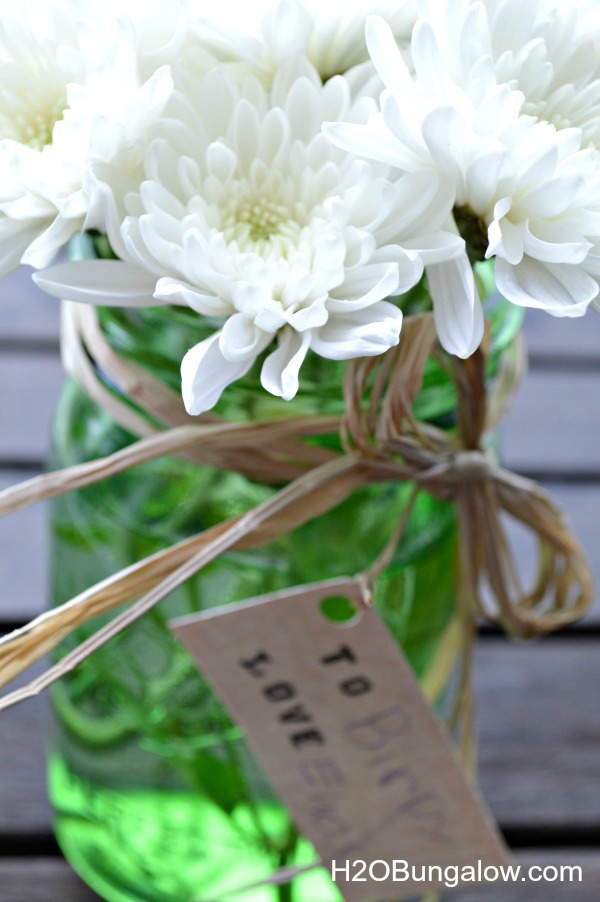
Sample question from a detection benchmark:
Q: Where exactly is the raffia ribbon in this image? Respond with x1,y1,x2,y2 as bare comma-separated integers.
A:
341,313,594,638
0,307,593,711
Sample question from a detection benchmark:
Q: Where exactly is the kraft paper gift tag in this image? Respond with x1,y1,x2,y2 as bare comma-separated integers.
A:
171,577,509,902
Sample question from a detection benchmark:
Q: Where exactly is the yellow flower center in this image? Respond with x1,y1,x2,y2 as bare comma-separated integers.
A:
1,91,67,150
221,195,304,256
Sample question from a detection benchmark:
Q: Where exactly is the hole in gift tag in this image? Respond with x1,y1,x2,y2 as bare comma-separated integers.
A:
319,594,361,626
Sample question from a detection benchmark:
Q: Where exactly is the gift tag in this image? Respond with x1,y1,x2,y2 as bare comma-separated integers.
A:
171,578,509,902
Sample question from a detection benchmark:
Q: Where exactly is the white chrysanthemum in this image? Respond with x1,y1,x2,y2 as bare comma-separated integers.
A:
36,58,464,414
190,0,419,82
0,2,177,278
91,0,193,80
423,0,600,149
326,9,600,357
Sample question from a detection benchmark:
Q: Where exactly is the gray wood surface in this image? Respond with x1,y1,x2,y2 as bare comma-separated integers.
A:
475,642,600,828
1,275,600,473
2,265,600,358
446,851,600,900
0,355,64,462
0,860,99,901
502,372,600,475
2,641,599,836
2,341,600,472
0,471,48,623
3,357,599,470
523,307,600,361
0,479,598,625
0,690,50,835
0,267,60,344
5,356,600,471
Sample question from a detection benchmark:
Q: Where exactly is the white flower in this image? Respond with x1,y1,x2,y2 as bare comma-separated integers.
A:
190,0,419,82
0,2,176,279
427,0,600,149
36,57,463,414
326,7,600,357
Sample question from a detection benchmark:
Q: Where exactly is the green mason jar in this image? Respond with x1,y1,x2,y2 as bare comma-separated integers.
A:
47,248,522,902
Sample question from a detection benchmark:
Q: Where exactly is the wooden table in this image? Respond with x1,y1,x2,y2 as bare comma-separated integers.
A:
1,268,599,900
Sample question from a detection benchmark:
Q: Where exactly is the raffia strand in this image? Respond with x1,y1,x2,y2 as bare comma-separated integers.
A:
0,308,593,712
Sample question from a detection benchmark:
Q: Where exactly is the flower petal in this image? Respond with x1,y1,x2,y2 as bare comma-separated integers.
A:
495,257,598,315
181,331,256,415
21,215,80,269
427,256,484,358
365,15,413,92
487,214,524,266
311,301,402,360
33,260,161,306
219,313,270,362
287,296,329,331
154,277,233,316
421,106,468,179
521,221,593,265
402,230,464,266
323,120,407,169
0,217,38,280
260,328,312,401
328,262,401,312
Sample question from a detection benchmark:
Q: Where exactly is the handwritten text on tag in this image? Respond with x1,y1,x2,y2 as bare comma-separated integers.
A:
171,578,509,902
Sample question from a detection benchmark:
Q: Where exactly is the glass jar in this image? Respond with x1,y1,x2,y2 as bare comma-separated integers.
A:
47,251,522,902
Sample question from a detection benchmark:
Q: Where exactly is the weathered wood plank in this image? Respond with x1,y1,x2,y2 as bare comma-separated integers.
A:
1,642,599,836
0,356,64,462
447,851,600,900
476,642,600,828
1,356,599,473
1,258,600,362
501,371,600,474
1,331,600,478
1,326,600,473
0,479,598,625
0,859,100,901
2,253,600,358
0,693,51,835
0,853,596,902
0,268,61,344
0,472,48,623
523,307,600,362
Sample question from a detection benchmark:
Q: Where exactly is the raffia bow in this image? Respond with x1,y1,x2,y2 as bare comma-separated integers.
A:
0,307,593,711
342,313,594,639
